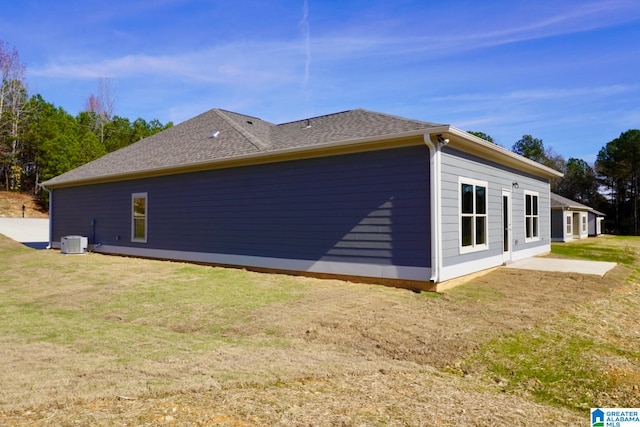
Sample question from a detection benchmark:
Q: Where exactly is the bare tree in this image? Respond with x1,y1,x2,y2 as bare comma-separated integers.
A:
98,77,115,120
0,41,28,191
84,76,115,144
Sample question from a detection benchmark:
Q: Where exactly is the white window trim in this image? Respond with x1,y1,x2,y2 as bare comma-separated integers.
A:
132,192,148,243
524,190,540,243
459,177,489,254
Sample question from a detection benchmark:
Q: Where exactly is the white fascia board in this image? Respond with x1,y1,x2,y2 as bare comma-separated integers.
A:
443,126,564,179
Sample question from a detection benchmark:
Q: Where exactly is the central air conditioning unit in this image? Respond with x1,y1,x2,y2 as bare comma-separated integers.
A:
61,236,88,254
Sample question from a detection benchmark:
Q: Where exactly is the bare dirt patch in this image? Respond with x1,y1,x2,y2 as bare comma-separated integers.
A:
0,191,48,218
236,266,625,369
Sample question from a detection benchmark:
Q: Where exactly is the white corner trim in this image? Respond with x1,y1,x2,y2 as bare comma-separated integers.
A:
424,133,442,283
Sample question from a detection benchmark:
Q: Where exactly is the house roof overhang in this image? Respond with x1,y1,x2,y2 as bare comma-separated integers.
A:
42,124,563,189
430,126,563,180
42,130,428,188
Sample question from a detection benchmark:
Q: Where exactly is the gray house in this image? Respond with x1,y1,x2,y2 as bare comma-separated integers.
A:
42,108,562,290
550,192,605,241
588,209,606,236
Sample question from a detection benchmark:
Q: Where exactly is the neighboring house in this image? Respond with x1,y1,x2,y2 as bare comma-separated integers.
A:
42,108,562,290
588,208,606,237
550,192,604,242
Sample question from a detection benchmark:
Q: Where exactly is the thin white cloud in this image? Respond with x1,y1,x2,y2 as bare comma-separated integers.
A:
17,0,640,162
30,41,305,85
432,84,640,104
28,0,640,87
507,85,640,100
454,0,640,44
304,0,640,59
300,0,311,88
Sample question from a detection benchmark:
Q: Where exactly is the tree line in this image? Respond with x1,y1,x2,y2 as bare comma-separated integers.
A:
0,41,172,202
469,131,640,235
2,41,639,235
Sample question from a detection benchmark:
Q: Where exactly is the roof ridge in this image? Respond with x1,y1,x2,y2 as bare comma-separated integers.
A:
276,109,354,126
550,192,591,209
214,109,271,150
217,109,265,121
276,108,444,128
356,108,444,127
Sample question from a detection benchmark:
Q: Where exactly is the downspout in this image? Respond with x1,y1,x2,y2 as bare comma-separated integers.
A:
38,183,53,249
424,133,444,283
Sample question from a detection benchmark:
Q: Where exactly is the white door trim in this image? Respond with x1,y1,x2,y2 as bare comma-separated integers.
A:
502,189,513,263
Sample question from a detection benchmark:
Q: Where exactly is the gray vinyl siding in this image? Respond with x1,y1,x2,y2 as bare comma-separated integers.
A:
51,145,431,270
551,209,565,240
440,147,551,267
588,212,599,236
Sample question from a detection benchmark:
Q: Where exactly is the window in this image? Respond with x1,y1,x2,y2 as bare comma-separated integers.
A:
460,178,488,253
566,215,572,235
132,192,147,242
525,191,539,241
582,215,587,232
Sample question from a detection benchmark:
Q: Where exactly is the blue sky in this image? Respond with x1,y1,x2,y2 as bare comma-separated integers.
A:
1,0,639,163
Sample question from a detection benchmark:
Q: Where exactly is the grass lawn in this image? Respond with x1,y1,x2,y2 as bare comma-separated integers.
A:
460,237,640,411
0,234,638,426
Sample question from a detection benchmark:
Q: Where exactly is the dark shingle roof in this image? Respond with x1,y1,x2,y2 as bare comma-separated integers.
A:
42,108,444,187
274,109,440,150
550,192,593,211
550,193,606,216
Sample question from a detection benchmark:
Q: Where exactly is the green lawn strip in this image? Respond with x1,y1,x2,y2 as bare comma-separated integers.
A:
460,277,640,412
459,235,640,412
464,329,614,411
551,238,638,265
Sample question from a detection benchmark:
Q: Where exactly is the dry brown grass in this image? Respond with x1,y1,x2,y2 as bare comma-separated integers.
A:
0,191,48,218
0,233,635,426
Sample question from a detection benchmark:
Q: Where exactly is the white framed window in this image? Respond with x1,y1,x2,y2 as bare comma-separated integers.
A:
132,192,147,243
566,214,572,235
459,177,488,254
524,191,539,242
582,215,587,232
